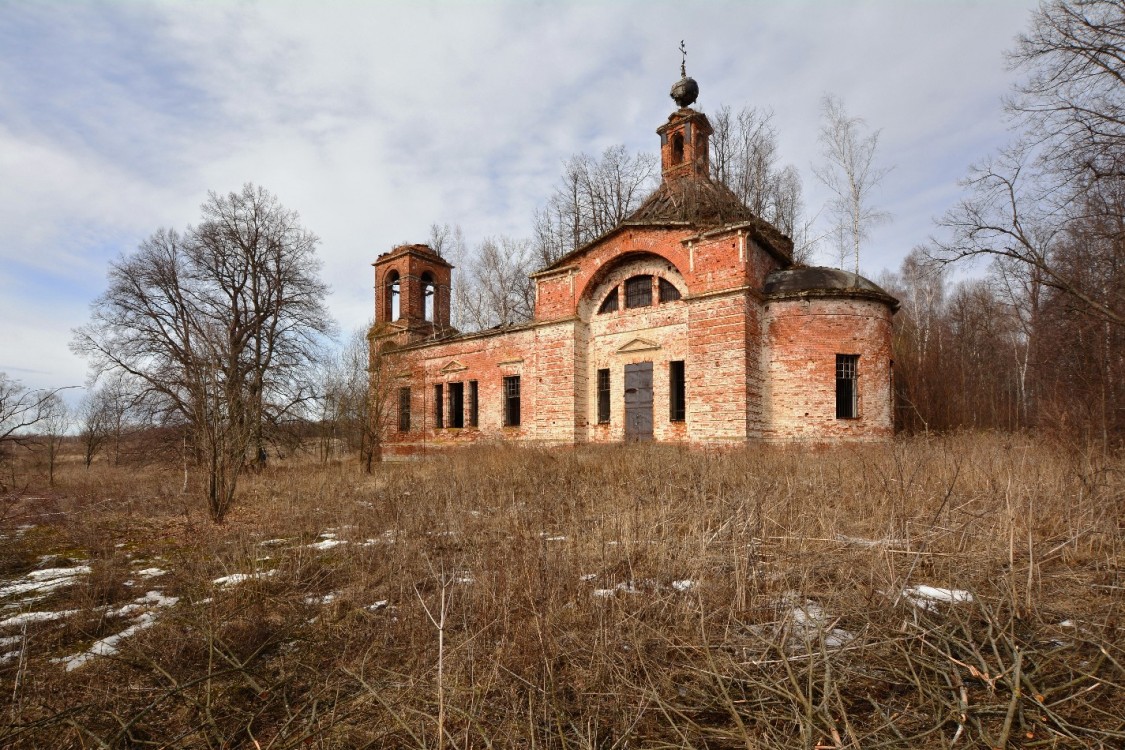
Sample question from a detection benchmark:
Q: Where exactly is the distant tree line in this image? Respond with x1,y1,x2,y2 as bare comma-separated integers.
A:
889,0,1125,443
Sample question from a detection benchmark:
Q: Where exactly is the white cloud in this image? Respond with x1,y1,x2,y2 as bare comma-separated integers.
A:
0,0,1040,389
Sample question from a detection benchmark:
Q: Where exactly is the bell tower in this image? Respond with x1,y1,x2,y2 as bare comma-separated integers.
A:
372,243,454,344
657,43,712,183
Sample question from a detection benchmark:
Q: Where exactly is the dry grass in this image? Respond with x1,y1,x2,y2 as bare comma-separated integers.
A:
0,433,1122,748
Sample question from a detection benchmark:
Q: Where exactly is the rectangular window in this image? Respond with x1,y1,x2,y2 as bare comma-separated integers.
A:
669,360,686,422
449,382,464,428
836,354,859,419
597,368,610,424
503,375,521,427
398,387,411,432
434,383,444,428
468,380,479,427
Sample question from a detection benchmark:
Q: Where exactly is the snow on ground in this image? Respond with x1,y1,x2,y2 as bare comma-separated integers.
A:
106,591,179,618
784,596,854,650
59,612,159,672
0,609,80,628
304,593,338,605
134,567,167,579
212,570,278,587
0,565,91,598
901,585,974,611
308,538,346,550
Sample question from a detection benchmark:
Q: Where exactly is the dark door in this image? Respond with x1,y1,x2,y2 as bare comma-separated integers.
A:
624,362,653,442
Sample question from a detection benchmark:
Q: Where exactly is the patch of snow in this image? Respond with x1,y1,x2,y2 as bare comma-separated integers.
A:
366,600,389,611
579,573,597,582
1,649,20,664
304,593,337,606
308,538,346,550
0,565,91,598
0,609,80,628
902,585,973,610
258,538,290,547
543,535,567,542
452,574,474,585
615,582,641,595
1059,619,1076,628
672,579,696,592
212,570,277,587
61,612,158,671
0,635,21,648
592,589,616,598
135,568,167,579
318,531,337,539
781,594,854,650
107,591,179,618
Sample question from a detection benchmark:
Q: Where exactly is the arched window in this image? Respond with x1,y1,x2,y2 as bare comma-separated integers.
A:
386,271,401,321
658,278,681,302
671,133,684,165
598,286,619,314
421,272,435,322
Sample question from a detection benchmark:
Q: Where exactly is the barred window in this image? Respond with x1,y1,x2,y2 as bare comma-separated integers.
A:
503,375,521,427
658,278,681,302
598,287,619,314
597,368,610,424
836,354,859,419
398,387,411,432
625,275,653,308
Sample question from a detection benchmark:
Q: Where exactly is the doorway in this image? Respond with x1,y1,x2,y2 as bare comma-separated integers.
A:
624,362,653,442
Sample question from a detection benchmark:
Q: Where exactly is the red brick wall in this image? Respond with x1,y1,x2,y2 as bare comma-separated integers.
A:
761,297,894,442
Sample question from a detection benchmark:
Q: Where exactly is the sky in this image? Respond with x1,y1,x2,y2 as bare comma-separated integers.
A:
0,0,1041,396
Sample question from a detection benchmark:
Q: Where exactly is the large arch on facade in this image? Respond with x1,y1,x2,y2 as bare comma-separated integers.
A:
577,250,688,322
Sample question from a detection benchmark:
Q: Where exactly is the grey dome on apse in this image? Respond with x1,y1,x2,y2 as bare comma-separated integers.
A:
764,267,899,311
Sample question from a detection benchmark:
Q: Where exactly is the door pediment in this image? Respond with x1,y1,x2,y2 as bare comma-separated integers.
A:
440,359,468,374
616,338,661,354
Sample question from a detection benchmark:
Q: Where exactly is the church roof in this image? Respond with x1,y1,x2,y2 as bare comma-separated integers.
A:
764,267,899,310
620,177,794,257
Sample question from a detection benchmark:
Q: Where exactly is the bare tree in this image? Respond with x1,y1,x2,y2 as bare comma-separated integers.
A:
0,373,64,459
457,236,535,330
710,105,805,238
1008,0,1125,185
813,94,892,274
72,185,334,521
40,395,68,487
532,146,658,267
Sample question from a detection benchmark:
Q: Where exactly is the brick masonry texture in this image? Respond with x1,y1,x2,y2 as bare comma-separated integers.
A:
367,101,897,455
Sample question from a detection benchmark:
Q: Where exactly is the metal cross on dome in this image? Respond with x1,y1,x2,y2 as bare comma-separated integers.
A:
679,40,687,78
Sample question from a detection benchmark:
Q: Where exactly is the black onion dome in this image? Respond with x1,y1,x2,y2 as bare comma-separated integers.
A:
670,76,699,107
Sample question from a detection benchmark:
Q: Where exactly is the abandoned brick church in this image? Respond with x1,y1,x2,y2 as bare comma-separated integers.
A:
370,73,898,455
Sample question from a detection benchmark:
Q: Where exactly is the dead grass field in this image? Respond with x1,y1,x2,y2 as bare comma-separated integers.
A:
0,433,1122,748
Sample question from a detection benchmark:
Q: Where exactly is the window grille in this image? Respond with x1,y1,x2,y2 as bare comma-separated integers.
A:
398,387,411,432
598,287,619,314
658,278,681,302
503,375,521,427
669,361,686,422
625,275,653,309
597,368,610,424
836,354,859,419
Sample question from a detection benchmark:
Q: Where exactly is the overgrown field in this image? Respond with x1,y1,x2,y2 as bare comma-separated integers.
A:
1,433,1122,748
